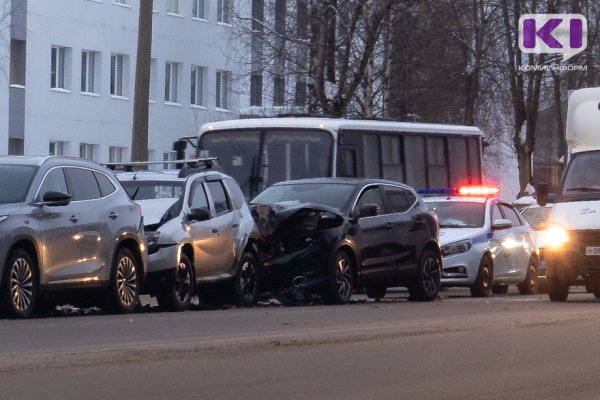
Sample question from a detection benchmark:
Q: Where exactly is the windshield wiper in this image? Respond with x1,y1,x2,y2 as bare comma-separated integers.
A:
130,187,140,200
566,187,600,192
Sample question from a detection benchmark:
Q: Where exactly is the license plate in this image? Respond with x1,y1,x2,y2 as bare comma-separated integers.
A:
586,247,600,256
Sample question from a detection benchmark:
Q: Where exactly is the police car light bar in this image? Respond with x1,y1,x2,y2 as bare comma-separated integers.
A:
457,186,499,196
417,186,500,198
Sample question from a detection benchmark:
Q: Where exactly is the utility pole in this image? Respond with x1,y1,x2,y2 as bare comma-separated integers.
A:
131,0,153,163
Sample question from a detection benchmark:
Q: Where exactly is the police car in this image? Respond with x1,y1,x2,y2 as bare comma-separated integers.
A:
421,186,539,297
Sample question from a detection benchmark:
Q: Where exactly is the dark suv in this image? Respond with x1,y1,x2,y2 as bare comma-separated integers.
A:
251,178,442,303
0,156,147,318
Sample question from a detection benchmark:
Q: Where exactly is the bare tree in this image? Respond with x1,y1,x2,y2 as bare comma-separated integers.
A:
236,0,395,117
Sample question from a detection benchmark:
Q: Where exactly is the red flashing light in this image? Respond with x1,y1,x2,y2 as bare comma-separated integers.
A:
457,186,500,197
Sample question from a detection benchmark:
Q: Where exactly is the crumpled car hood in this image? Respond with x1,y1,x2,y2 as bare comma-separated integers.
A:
250,203,344,239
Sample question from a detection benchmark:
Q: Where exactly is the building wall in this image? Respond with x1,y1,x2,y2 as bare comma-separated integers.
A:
0,1,10,155
18,0,240,161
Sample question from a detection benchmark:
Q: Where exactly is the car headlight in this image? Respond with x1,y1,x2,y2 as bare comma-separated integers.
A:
441,239,472,257
0,215,7,224
540,224,569,248
145,231,161,255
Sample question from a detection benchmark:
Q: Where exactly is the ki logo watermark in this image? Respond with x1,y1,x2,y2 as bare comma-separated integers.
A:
518,14,588,72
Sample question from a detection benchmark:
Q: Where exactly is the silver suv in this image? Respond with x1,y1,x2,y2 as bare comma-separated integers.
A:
0,156,147,319
118,169,259,311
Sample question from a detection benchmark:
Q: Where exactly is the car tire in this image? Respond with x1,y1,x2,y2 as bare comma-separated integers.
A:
156,254,195,312
366,285,387,300
547,277,569,302
324,250,354,305
491,284,509,295
408,249,441,302
104,247,140,314
232,252,260,307
470,255,493,297
517,257,538,295
0,248,38,319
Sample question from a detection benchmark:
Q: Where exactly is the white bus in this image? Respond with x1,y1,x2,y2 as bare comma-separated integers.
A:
187,117,483,198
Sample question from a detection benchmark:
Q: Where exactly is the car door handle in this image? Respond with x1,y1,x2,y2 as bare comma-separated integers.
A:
69,215,79,224
212,228,219,234
386,222,393,230
108,212,119,220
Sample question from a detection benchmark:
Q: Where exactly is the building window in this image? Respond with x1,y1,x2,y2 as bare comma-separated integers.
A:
110,53,126,97
216,70,230,109
295,77,307,106
273,75,285,106
9,139,24,155
250,73,262,106
10,40,26,86
49,140,67,156
217,0,231,23
191,65,206,106
81,50,98,93
252,0,264,31
163,151,177,169
109,146,126,163
165,61,179,103
167,0,179,14
80,143,97,160
192,0,205,19
114,0,127,4
51,46,70,89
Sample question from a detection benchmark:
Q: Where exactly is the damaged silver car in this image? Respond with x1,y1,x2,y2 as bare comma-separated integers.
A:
118,168,259,310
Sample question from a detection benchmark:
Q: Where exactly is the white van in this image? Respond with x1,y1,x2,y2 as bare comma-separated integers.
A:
538,88,600,301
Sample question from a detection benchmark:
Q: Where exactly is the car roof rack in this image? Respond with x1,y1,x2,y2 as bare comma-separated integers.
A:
103,157,220,177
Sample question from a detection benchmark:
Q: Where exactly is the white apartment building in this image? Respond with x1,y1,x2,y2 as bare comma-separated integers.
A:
2,0,242,162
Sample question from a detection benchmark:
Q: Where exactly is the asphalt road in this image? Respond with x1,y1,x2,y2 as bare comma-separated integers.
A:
2,287,600,400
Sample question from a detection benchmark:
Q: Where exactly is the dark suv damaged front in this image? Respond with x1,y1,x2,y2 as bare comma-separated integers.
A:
251,178,441,304
251,203,345,299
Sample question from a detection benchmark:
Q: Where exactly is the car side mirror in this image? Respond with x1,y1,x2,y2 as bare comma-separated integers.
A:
188,207,211,222
535,182,549,207
359,204,380,218
492,218,513,230
42,191,72,207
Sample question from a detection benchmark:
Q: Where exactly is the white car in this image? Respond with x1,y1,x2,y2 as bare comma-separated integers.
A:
423,187,539,297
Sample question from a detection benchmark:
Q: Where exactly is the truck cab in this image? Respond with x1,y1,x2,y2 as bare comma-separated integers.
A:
541,88,600,301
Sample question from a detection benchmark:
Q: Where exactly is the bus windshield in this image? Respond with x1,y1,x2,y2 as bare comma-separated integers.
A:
200,129,334,198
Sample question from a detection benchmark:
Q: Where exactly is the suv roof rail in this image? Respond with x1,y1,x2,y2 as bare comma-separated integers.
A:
103,157,219,173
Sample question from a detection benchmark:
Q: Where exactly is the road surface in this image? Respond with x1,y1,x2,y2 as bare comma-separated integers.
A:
1,288,600,400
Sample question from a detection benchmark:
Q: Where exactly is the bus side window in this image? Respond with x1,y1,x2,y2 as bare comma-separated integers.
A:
427,137,449,188
448,137,468,187
404,135,427,188
468,137,482,184
337,148,357,177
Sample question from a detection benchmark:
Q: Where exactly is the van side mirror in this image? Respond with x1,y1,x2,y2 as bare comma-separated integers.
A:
535,183,549,207
188,207,211,222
